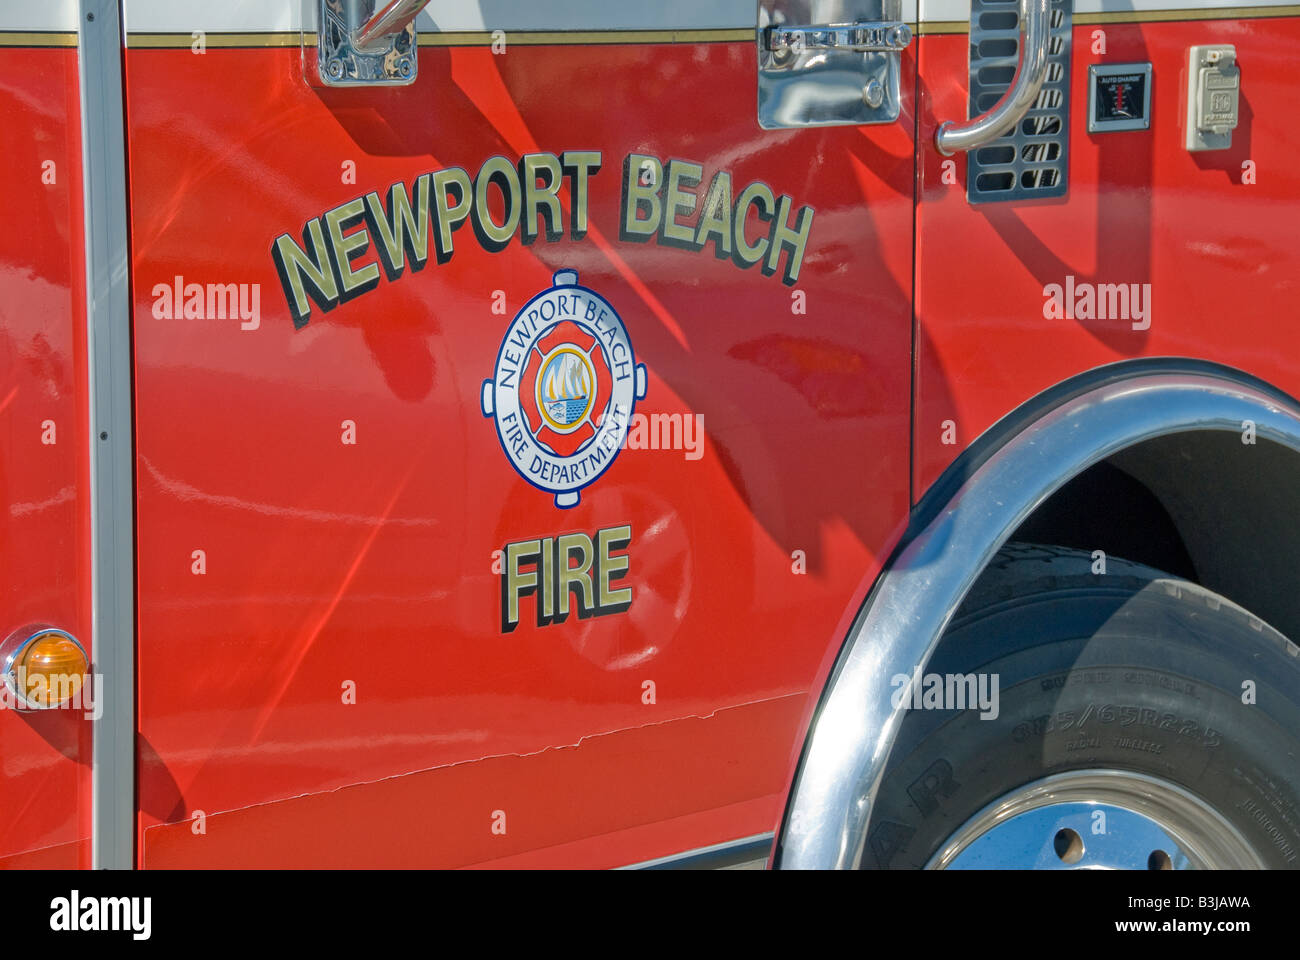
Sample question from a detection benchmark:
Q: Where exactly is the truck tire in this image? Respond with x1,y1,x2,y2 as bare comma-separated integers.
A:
864,542,1300,869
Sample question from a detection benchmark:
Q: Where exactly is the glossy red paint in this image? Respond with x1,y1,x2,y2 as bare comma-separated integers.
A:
8,9,1294,870
122,41,915,866
914,17,1300,495
0,46,94,869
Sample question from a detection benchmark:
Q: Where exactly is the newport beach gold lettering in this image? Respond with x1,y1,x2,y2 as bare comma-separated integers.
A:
272,150,602,328
619,153,814,286
271,150,816,328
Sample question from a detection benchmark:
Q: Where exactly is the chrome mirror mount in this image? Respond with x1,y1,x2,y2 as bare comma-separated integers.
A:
318,0,431,86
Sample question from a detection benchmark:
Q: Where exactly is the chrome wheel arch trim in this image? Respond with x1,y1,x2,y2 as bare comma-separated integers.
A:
772,364,1300,869
621,832,774,870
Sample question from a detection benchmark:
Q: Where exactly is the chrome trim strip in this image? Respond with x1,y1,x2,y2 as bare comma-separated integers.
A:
622,832,774,870
774,371,1300,869
79,0,136,871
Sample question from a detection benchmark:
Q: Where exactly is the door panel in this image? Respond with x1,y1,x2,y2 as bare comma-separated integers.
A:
0,12,93,869
123,4,914,866
914,4,1300,495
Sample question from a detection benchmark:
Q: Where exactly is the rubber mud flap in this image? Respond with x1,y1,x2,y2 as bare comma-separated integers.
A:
864,543,1300,869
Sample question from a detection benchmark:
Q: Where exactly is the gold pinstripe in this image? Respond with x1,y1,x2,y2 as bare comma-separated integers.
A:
0,31,77,47
416,28,754,46
126,31,306,48
119,27,753,49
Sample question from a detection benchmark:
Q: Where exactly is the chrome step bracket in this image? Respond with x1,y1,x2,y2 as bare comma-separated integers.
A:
318,0,423,86
758,1,912,128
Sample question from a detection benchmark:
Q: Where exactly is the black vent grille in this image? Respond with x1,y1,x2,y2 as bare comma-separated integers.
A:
966,0,1073,203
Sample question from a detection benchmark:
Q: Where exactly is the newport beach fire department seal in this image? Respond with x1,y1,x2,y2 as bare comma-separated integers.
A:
482,270,647,508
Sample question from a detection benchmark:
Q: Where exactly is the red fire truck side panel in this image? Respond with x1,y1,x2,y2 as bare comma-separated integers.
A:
9,3,1293,870
0,43,93,869
915,15,1300,495
122,39,915,866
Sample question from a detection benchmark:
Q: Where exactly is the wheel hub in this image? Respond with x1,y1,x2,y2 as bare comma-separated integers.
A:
927,769,1264,869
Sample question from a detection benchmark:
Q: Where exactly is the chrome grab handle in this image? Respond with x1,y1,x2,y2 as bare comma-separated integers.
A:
353,0,430,54
934,0,1050,156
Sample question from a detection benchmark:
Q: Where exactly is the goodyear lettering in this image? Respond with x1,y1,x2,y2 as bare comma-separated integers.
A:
272,151,815,327
501,524,633,632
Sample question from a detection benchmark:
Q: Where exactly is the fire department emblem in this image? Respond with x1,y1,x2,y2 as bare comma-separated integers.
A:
481,269,646,508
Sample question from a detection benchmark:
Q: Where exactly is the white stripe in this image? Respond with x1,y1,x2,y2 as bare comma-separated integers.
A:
2,0,1293,36
109,0,922,34
0,0,79,31
123,0,307,33
120,0,759,33
418,0,756,31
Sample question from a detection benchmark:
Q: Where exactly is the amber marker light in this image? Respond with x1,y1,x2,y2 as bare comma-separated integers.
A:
2,627,89,709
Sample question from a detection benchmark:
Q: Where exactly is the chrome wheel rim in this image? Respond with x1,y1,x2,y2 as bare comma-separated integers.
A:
926,769,1264,869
